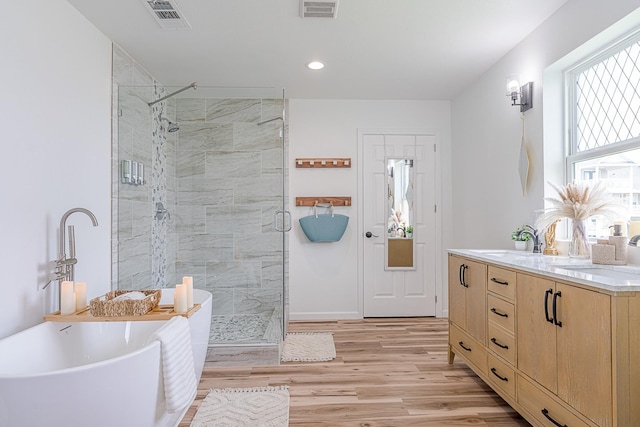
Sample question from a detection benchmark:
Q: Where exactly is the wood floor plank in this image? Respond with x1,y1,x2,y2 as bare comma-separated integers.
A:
179,318,530,426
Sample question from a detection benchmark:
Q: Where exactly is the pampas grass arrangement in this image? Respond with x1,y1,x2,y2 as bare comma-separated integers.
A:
536,181,626,229
536,181,627,257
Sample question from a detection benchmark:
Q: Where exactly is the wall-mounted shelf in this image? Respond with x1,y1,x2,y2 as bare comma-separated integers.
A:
296,197,352,207
295,158,351,168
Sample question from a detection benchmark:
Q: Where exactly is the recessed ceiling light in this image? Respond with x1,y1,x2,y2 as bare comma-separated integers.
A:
306,61,325,70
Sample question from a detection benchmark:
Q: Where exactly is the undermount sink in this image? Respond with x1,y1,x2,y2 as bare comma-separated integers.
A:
557,266,640,281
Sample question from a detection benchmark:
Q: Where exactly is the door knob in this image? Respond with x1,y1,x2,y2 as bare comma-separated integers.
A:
365,231,379,238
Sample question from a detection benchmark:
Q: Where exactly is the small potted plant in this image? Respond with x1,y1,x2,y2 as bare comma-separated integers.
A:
512,225,531,250
405,225,413,238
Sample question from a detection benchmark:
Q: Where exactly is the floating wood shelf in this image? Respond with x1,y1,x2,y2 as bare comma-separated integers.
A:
43,304,201,322
295,158,351,168
296,197,351,207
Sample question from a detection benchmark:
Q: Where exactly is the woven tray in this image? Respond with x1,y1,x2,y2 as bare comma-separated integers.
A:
89,289,161,317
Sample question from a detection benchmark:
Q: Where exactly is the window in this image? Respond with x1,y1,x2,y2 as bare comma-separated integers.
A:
566,29,640,237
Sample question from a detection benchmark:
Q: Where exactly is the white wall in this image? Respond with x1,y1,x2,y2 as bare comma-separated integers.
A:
0,1,112,339
288,99,451,319
451,0,640,250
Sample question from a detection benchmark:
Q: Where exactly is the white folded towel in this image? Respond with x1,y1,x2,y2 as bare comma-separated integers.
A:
149,316,197,414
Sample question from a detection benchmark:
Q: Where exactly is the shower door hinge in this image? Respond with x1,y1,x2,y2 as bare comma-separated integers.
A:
434,144,436,152
435,295,438,303
434,204,437,213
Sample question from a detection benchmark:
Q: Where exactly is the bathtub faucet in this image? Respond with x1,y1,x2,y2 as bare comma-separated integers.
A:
46,208,98,290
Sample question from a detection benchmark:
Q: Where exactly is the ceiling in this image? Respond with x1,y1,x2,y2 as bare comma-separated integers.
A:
67,0,568,100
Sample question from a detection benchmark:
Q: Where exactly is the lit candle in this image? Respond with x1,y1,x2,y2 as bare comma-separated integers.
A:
182,276,194,309
60,281,76,315
174,284,187,314
75,282,87,311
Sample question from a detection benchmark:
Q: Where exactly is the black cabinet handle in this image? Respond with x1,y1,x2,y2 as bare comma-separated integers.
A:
490,277,509,286
459,264,469,287
490,337,509,349
490,308,508,318
490,367,509,382
458,341,472,352
459,264,465,287
544,288,554,323
552,291,563,327
541,408,568,427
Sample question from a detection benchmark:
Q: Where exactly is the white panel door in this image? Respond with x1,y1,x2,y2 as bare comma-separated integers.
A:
362,132,436,317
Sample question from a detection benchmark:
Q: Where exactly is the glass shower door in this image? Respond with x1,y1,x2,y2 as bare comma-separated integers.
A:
114,85,289,348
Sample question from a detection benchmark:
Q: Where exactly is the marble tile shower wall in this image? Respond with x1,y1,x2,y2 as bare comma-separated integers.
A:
111,44,177,290
112,45,288,345
175,97,287,341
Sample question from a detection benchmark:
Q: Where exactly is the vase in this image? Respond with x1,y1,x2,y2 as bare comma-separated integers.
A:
569,219,590,258
514,240,527,251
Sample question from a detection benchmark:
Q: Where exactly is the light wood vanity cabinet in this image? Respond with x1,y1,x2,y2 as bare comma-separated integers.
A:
485,266,517,400
448,255,486,344
517,273,612,427
448,252,640,427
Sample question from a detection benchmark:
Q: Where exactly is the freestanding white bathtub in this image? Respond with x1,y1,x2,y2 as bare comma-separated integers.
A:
0,288,212,427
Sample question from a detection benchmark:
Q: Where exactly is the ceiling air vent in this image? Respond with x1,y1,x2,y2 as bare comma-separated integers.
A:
141,0,191,29
300,0,339,19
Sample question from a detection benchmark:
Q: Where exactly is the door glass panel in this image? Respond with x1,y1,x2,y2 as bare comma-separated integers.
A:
386,158,415,269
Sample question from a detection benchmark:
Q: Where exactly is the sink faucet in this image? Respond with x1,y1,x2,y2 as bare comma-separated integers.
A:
518,224,542,253
46,208,98,289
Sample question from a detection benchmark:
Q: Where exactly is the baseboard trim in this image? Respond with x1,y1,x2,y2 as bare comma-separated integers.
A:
289,311,361,321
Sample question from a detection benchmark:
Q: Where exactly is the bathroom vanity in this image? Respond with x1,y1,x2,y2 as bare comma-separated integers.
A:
448,249,640,427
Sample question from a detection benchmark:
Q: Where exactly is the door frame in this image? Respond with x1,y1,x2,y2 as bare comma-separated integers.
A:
357,128,444,318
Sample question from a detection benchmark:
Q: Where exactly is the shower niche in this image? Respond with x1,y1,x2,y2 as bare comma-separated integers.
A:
113,79,289,362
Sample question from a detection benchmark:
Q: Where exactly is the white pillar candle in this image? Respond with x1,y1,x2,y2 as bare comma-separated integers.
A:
60,281,76,315
75,282,87,311
182,276,194,309
174,284,187,314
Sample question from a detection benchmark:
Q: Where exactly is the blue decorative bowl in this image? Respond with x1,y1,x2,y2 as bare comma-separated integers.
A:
299,214,349,242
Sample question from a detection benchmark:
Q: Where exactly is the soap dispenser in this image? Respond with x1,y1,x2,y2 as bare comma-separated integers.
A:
609,223,628,264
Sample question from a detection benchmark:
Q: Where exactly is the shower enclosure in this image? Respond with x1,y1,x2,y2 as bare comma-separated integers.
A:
113,83,289,359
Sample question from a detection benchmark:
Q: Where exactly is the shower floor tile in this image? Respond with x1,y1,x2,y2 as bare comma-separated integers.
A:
209,314,271,343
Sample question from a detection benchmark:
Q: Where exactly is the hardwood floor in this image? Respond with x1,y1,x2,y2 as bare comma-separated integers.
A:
179,318,530,426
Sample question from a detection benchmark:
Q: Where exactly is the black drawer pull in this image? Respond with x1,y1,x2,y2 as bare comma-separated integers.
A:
490,308,508,318
490,367,509,382
490,277,509,286
544,288,554,323
459,264,469,287
541,408,567,427
458,341,472,352
490,337,509,349
552,291,563,327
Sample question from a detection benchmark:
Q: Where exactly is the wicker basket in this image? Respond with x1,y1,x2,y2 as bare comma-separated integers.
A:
89,289,161,317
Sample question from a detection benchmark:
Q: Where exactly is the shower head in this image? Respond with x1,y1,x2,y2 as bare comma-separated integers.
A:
160,116,179,133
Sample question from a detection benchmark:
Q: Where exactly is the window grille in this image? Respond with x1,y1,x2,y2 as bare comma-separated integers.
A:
573,36,640,153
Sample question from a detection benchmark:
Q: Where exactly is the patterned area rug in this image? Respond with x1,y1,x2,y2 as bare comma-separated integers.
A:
190,386,289,427
281,332,336,362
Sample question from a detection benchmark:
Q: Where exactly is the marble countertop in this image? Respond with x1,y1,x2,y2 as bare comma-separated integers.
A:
448,249,640,294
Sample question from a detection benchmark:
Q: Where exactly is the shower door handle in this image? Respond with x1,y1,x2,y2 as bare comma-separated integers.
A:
274,210,292,232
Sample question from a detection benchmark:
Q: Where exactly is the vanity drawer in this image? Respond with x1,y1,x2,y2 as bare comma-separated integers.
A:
450,323,487,373
518,375,591,427
487,294,515,333
488,323,516,365
487,353,516,400
488,266,516,300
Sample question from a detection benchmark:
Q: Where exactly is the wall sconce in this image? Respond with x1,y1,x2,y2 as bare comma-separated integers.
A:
506,74,533,112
